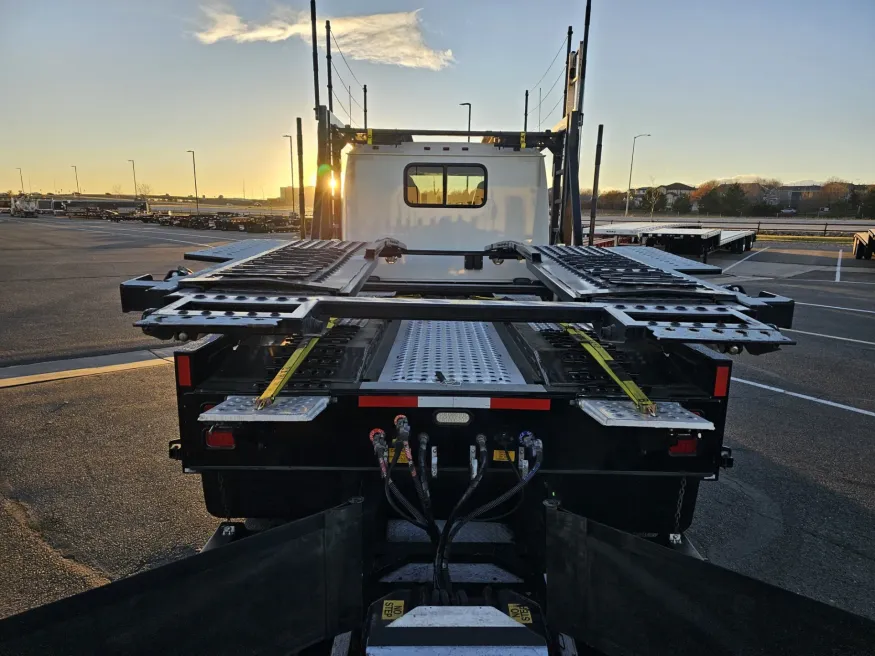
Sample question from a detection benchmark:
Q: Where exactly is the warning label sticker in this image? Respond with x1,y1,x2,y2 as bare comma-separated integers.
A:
507,603,533,624
387,448,409,464
493,449,516,462
382,599,405,621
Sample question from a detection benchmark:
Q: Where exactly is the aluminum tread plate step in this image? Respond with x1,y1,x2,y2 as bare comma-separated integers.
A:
613,246,720,274
198,395,329,422
578,399,715,429
377,321,525,385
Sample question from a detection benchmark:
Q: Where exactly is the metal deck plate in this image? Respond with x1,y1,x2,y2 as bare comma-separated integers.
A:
378,321,525,385
578,400,715,429
610,246,723,275
183,239,289,263
198,395,329,422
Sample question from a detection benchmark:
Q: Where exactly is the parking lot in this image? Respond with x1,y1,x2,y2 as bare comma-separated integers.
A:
1,215,874,621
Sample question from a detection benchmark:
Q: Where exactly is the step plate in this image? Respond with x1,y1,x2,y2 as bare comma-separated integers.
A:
199,395,329,422
578,400,715,429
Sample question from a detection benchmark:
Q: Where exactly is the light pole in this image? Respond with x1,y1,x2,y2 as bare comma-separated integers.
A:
128,159,138,199
71,165,80,194
283,134,297,217
16,168,24,193
186,150,199,215
459,102,471,142
624,133,650,217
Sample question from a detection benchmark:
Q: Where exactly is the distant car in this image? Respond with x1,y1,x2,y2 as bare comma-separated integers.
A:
779,208,797,216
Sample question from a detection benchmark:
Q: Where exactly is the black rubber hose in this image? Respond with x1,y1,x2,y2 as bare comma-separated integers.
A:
385,438,429,528
441,448,543,567
433,441,488,590
404,436,440,544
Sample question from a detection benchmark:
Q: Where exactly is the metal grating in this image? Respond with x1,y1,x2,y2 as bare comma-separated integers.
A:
378,321,525,385
213,240,361,281
578,399,715,429
537,245,701,290
198,396,329,422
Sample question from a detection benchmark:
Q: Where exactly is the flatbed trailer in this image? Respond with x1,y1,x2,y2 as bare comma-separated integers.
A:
641,226,757,260
853,229,874,259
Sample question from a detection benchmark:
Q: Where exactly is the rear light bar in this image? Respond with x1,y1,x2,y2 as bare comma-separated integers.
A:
358,396,551,411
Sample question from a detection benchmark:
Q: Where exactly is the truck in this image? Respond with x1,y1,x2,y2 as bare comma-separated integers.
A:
2,115,873,655
853,229,874,260
3,19,874,656
10,195,38,217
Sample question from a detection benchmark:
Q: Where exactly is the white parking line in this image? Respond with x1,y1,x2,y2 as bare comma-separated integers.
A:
783,328,875,346
722,247,771,272
835,249,842,282
733,377,875,418
797,302,875,315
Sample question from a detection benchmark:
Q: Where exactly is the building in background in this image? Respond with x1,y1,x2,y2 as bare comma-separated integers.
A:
280,186,297,205
658,182,695,208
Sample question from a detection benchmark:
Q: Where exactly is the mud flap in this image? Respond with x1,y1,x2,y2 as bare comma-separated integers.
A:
546,507,875,655
0,500,363,656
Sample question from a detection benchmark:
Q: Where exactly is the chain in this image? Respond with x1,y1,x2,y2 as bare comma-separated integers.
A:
673,476,687,534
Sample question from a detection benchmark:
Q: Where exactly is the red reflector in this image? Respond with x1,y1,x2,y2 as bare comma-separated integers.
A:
669,438,697,455
358,396,419,408
713,366,730,397
176,355,192,387
489,398,551,411
205,428,235,449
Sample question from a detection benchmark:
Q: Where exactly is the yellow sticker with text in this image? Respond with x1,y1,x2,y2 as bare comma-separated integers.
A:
387,448,409,464
382,599,405,621
493,449,516,462
508,603,532,624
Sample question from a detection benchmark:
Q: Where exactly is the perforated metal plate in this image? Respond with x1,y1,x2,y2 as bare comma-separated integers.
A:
198,395,329,422
378,321,525,385
577,400,715,429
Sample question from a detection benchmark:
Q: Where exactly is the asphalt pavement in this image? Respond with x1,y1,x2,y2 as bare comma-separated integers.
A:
0,218,874,622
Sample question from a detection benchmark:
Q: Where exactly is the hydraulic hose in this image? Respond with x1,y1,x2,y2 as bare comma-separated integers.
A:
442,439,543,568
370,428,428,529
433,435,488,590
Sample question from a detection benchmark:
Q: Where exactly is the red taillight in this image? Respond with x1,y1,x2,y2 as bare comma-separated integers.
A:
713,366,730,397
205,428,235,449
176,355,192,387
669,437,698,455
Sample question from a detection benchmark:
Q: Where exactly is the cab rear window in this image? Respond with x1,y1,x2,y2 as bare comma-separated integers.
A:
405,164,486,208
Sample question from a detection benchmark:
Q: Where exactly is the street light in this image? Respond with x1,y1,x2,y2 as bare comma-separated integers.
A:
128,159,138,199
71,165,80,194
624,133,651,217
186,150,199,215
16,168,23,193
283,134,297,217
459,102,472,142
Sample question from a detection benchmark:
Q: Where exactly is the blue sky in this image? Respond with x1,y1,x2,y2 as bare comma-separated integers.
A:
2,0,873,197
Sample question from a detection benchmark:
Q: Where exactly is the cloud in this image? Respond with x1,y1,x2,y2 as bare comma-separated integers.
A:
195,6,454,71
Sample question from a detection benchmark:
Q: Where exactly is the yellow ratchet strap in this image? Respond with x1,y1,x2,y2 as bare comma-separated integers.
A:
560,323,657,416
255,318,337,410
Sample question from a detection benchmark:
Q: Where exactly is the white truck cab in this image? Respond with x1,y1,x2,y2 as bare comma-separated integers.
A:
342,142,549,280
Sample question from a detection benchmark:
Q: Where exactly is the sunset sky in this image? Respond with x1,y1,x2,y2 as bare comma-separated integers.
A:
2,0,873,197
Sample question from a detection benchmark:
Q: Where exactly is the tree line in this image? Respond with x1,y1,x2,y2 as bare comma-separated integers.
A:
585,178,875,218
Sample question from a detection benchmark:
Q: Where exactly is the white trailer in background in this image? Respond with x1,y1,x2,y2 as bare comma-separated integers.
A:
594,221,757,262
